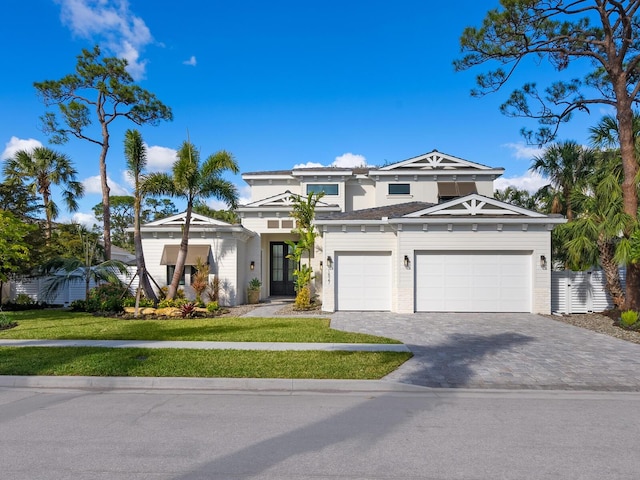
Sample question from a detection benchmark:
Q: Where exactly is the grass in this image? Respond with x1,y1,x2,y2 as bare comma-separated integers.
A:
0,347,411,379
0,309,410,379
0,309,400,344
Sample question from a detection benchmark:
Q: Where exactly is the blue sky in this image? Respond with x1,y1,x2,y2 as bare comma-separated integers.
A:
0,0,606,225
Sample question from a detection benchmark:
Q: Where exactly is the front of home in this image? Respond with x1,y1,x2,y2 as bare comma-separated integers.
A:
140,150,565,313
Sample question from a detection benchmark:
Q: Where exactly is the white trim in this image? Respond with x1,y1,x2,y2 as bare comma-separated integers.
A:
403,194,548,218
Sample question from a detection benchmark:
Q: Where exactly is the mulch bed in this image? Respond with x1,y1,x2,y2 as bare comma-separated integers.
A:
546,310,640,345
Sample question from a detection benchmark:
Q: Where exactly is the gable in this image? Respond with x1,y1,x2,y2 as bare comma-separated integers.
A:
403,194,547,218
239,191,340,210
379,150,498,172
143,211,233,227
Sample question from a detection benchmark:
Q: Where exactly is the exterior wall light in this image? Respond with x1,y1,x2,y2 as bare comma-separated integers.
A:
327,256,333,269
540,255,547,269
404,255,410,268
250,261,255,270
320,261,323,271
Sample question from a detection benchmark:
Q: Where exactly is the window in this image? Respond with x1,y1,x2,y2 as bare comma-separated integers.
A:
167,265,186,286
388,183,410,195
307,184,338,195
267,220,279,229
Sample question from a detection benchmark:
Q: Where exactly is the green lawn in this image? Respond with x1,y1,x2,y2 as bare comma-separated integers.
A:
0,347,411,379
1,309,400,343
0,309,411,379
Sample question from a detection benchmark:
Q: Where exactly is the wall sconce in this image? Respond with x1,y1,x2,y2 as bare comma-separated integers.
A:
404,255,410,268
326,256,333,269
320,261,323,271
540,255,547,269
250,261,255,270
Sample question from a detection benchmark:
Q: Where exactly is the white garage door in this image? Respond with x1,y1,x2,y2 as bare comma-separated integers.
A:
415,251,531,312
336,252,392,311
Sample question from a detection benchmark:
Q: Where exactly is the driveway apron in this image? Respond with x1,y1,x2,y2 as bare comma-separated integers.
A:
330,312,640,391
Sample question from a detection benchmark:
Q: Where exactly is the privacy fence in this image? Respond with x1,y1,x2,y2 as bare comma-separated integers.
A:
551,269,625,314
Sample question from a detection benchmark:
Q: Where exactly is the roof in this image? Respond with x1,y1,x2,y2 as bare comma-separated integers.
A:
315,202,433,221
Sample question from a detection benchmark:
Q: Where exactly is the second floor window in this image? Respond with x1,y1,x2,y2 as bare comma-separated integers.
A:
307,184,338,195
388,183,410,195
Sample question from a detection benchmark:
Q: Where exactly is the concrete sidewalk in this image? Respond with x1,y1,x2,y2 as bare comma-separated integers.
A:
0,339,409,352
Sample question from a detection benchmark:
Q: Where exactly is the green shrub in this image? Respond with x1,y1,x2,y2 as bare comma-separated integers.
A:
294,285,312,310
122,296,155,308
0,309,17,329
157,298,188,309
15,293,36,305
69,300,87,311
206,301,219,312
86,282,131,313
620,310,639,327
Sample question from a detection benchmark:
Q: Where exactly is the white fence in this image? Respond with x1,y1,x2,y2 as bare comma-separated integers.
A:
6,267,138,305
551,269,626,314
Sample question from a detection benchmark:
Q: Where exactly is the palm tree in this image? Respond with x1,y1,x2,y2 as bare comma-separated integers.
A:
41,226,128,301
143,140,239,299
560,153,632,308
2,146,84,240
124,129,158,304
531,141,597,222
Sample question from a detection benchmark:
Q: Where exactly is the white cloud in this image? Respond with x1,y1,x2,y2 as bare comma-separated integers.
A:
72,211,99,228
332,152,368,168
146,144,177,172
293,161,324,169
494,170,549,193
56,0,154,80
502,142,545,160
293,152,369,170
82,175,129,196
183,55,197,66
1,136,43,160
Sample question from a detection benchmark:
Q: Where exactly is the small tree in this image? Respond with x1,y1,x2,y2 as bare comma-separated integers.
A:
191,257,209,305
286,192,324,309
35,45,173,259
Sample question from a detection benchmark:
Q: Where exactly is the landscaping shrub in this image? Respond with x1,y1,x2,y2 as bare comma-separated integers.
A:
69,300,87,311
15,293,36,305
180,302,196,318
206,301,219,312
620,310,639,327
122,296,155,308
158,298,188,308
0,309,17,330
160,286,185,299
85,282,132,313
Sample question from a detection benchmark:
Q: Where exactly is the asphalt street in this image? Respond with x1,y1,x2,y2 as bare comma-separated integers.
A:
1,387,639,480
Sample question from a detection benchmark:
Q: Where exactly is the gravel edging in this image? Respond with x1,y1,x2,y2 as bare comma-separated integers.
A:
546,313,640,345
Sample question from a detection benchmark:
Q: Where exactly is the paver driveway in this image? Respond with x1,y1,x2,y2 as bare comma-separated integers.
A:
331,312,640,391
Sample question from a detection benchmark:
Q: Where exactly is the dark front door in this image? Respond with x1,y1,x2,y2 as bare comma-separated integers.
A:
270,242,295,296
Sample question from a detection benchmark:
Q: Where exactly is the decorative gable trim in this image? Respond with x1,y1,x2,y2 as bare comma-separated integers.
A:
238,191,341,211
144,211,232,227
379,150,497,172
403,194,547,218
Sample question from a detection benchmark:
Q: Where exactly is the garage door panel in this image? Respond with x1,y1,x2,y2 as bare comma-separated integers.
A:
336,253,391,311
416,252,531,312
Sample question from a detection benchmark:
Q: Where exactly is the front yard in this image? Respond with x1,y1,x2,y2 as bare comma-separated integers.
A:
0,309,411,379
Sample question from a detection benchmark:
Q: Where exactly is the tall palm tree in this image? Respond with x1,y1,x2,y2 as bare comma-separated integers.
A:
531,141,597,222
2,146,84,240
124,129,158,304
143,140,239,299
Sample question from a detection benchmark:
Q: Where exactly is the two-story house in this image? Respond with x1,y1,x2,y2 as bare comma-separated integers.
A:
140,150,565,313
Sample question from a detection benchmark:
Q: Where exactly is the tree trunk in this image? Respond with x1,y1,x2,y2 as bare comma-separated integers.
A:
133,191,157,303
597,235,625,309
167,203,192,300
99,128,112,260
615,101,640,309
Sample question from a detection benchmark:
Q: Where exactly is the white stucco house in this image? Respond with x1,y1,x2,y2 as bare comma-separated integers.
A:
140,150,565,313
